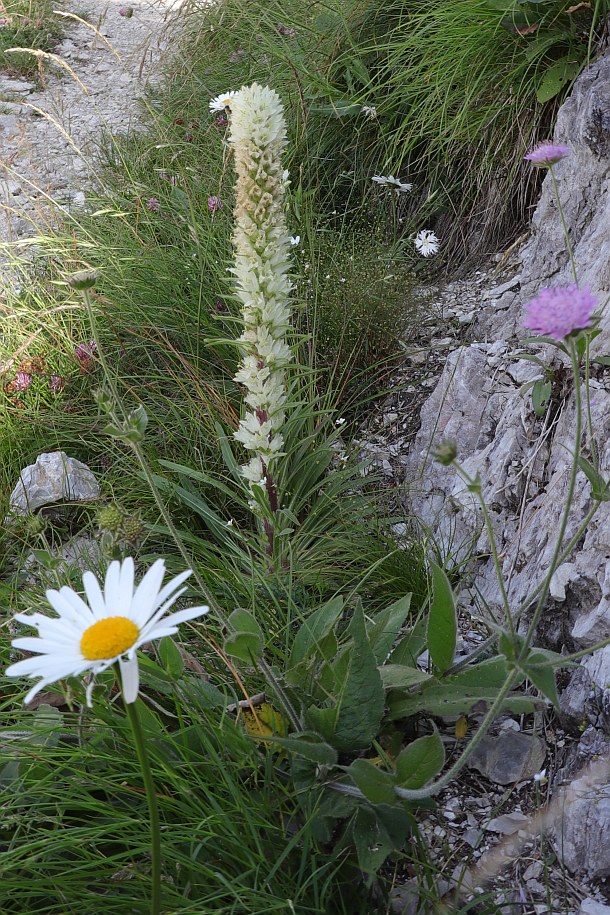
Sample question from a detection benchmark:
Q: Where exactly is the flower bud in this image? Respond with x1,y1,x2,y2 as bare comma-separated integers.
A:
67,270,99,291
433,441,457,466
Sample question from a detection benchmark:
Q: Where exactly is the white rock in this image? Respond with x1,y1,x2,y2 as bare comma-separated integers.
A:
8,452,100,516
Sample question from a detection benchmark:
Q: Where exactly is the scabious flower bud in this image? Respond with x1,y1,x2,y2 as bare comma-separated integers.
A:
97,504,124,534
433,441,458,466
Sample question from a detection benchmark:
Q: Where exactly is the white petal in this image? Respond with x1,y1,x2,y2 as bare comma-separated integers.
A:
137,586,189,635
119,657,140,704
86,678,95,708
119,558,135,609
149,569,192,617
129,559,166,626
11,635,76,654
58,587,96,626
46,589,93,627
82,571,108,620
104,561,122,612
142,605,210,640
24,678,56,705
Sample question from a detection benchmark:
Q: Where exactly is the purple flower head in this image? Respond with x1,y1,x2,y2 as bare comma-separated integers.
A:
118,6,133,17
229,49,245,63
524,142,571,167
13,371,32,392
214,298,227,313
75,339,98,371
146,197,160,213
215,113,228,129
523,285,597,341
208,195,223,213
276,23,296,37
49,374,66,394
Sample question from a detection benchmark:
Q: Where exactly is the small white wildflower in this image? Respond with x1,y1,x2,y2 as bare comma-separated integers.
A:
362,105,377,119
289,235,300,246
209,90,238,113
371,174,413,193
335,417,346,426
533,769,547,784
414,229,440,257
226,518,234,527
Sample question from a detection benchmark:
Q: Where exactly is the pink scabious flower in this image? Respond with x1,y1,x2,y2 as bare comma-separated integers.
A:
523,285,597,341
146,197,160,213
208,195,223,213
524,142,571,167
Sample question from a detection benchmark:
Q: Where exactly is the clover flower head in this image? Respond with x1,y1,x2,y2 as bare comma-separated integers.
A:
209,90,238,113
414,229,440,257
146,197,160,213
208,195,223,213
523,285,597,341
5,557,209,707
524,142,571,167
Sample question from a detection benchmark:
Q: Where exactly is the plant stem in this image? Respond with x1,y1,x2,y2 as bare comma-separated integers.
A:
520,337,582,658
125,698,162,915
549,165,577,285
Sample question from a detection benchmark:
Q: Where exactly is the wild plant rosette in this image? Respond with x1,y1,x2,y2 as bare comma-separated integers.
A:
228,84,292,507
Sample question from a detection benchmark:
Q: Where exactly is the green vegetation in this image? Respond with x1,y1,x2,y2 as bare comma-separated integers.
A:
0,0,62,77
1,0,609,912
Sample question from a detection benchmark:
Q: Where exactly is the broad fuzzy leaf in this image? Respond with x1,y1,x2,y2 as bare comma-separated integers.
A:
427,562,457,673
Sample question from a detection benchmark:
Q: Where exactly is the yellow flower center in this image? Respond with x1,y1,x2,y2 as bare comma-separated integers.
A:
80,616,139,661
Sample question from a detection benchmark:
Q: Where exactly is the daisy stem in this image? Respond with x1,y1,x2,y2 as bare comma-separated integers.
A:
124,698,162,915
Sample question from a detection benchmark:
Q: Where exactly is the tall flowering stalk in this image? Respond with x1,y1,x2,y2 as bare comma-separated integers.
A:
228,83,292,551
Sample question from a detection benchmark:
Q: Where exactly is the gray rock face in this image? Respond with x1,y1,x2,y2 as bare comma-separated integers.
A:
8,452,100,515
478,51,610,344
406,49,610,672
555,774,610,879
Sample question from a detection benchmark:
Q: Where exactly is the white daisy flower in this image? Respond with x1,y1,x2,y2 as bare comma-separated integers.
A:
209,90,238,113
5,557,209,707
289,235,300,246
371,174,412,193
414,229,440,257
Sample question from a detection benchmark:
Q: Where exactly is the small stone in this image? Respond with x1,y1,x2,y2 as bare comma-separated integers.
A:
522,861,543,881
485,811,529,835
468,731,546,785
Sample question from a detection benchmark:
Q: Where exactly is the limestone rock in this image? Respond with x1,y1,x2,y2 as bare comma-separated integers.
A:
554,774,610,879
8,452,100,516
581,899,610,915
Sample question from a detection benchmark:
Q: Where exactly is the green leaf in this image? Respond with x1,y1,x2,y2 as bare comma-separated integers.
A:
224,631,263,663
520,651,560,708
347,759,396,806
225,609,263,662
368,594,412,664
270,732,338,766
388,619,427,667
306,604,384,753
158,639,184,679
532,378,552,416
395,731,445,789
289,596,344,667
379,665,433,691
536,57,580,103
577,455,610,501
387,685,537,720
427,563,457,674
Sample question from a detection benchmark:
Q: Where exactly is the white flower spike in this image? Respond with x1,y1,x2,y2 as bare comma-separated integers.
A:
5,557,209,707
414,229,440,257
209,90,238,113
